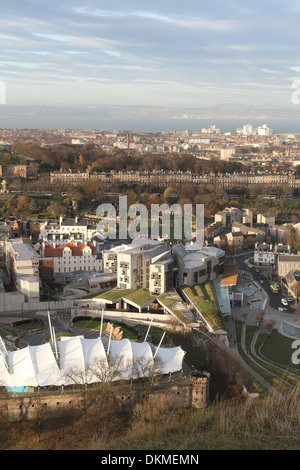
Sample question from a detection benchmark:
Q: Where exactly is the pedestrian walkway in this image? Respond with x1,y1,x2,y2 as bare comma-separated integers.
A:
213,277,231,315
281,321,300,339
239,323,284,399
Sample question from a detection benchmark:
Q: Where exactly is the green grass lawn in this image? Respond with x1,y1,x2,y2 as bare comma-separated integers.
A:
158,291,194,324
95,288,135,302
0,328,10,338
71,318,168,345
182,281,225,331
124,289,156,307
259,329,300,370
72,318,142,341
235,321,300,390
95,288,156,307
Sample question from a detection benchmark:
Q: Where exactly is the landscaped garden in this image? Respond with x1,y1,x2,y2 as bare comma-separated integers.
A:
94,288,156,307
182,281,225,331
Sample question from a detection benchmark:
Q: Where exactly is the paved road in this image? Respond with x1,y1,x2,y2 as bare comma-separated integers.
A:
226,251,295,314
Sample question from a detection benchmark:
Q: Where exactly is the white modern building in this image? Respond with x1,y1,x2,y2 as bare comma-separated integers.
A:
8,240,40,299
257,124,272,136
102,238,173,295
173,243,226,287
242,124,254,136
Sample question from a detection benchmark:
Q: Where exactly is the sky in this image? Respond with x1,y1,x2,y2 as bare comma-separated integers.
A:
1,0,300,111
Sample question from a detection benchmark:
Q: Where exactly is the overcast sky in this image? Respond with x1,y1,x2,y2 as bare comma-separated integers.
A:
0,0,300,109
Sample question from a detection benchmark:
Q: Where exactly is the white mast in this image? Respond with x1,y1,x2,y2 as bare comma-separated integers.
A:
0,336,9,371
144,318,153,342
47,310,54,345
52,326,58,359
153,331,166,359
107,323,113,355
100,308,104,338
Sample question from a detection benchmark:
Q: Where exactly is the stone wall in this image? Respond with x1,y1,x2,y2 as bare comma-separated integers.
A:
1,380,200,422
0,392,85,422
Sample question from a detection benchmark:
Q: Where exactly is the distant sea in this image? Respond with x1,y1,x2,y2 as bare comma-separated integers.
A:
1,106,300,133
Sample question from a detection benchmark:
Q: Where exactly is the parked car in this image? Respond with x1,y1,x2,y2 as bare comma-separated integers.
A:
281,298,288,306
287,297,293,303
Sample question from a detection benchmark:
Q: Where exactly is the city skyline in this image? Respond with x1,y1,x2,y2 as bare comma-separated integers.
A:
0,0,300,115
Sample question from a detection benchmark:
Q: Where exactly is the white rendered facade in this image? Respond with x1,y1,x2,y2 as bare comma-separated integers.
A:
8,240,40,298
254,243,275,265
103,239,173,294
173,243,226,287
39,216,97,246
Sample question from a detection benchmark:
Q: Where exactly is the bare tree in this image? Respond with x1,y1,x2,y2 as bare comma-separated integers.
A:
89,356,125,385
265,318,275,334
67,356,129,443
129,355,164,395
32,396,50,443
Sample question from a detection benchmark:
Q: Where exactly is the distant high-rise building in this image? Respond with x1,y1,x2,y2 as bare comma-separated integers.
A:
220,148,235,160
257,124,272,136
243,124,253,136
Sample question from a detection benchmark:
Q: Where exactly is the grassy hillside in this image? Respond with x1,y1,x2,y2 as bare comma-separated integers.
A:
86,385,300,451
2,384,299,450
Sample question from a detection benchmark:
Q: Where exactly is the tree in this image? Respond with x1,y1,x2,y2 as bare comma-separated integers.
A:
265,318,275,334
32,396,50,443
46,201,67,219
256,309,264,327
129,356,164,394
77,153,85,171
163,187,178,205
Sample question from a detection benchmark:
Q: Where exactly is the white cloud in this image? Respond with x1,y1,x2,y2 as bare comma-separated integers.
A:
72,6,237,32
33,33,74,42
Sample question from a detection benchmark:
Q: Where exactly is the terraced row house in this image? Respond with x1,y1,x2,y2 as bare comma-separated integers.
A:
50,170,300,189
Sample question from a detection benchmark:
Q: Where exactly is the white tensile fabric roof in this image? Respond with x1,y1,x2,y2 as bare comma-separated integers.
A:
154,346,186,374
0,337,185,388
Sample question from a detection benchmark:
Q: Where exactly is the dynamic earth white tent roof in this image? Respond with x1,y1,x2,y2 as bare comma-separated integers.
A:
0,336,185,389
